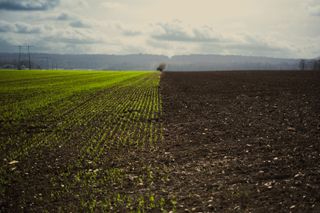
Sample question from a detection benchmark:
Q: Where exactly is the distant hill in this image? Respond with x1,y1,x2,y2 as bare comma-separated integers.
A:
168,54,301,71
0,53,169,70
0,53,314,71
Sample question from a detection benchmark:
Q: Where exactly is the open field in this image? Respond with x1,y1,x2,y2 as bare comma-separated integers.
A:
1,70,320,212
0,70,176,211
160,71,320,212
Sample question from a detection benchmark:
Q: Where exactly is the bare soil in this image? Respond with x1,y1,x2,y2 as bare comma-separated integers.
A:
159,71,320,212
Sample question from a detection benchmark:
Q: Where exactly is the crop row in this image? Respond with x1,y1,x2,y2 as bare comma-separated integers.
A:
0,70,173,211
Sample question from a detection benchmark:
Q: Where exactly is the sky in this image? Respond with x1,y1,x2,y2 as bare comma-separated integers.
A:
0,0,319,58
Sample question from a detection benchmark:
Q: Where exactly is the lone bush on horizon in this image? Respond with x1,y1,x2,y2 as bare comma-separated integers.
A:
157,63,166,72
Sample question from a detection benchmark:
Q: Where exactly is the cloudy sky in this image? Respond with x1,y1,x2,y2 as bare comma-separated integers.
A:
0,0,319,58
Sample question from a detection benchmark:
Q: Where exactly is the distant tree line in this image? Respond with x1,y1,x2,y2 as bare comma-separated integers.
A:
0,59,40,69
299,59,320,71
313,59,320,71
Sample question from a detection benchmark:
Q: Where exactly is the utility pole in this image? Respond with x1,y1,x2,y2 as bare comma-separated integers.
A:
299,59,306,71
314,59,320,71
18,45,22,70
51,59,54,70
27,45,32,70
46,57,49,69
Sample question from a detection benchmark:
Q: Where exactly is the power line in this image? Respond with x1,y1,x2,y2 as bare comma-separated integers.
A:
16,44,33,70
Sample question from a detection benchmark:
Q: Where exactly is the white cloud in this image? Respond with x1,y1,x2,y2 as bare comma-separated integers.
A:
307,0,320,16
0,0,59,11
0,18,105,53
0,0,319,58
0,20,42,34
148,21,297,57
101,2,125,9
0,20,14,32
56,12,71,21
70,20,91,28
152,21,224,43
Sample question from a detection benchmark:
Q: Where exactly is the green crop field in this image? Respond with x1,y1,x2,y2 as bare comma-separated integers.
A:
0,70,175,211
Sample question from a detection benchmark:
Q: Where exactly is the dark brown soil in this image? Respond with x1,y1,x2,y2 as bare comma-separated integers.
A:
160,71,320,212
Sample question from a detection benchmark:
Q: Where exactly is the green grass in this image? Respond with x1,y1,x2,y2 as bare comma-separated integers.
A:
0,69,174,212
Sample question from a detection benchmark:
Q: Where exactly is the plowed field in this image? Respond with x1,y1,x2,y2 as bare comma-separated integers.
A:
160,71,320,212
